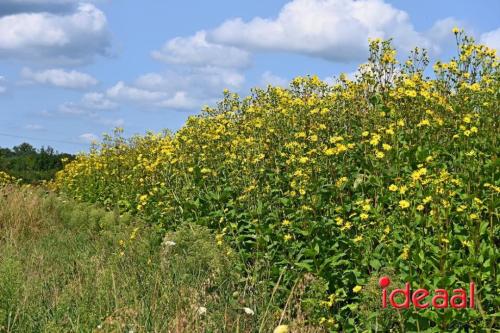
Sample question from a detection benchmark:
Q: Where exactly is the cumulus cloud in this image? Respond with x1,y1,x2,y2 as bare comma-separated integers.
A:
58,101,86,115
82,92,117,110
0,0,77,16
481,27,500,51
104,66,245,110
208,0,455,62
92,116,124,127
156,91,199,109
55,99,123,129
79,132,98,143
25,123,44,130
261,71,288,87
0,3,110,65
152,31,251,69
0,76,6,94
106,81,168,103
105,80,200,110
21,67,98,89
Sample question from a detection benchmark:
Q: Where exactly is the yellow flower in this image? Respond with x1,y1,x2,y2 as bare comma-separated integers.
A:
370,134,381,146
399,200,410,209
281,219,291,226
353,285,362,293
284,234,292,242
400,245,410,260
399,185,408,194
353,235,363,242
382,143,392,151
375,151,385,159
329,136,344,143
324,147,336,156
336,177,348,187
416,204,424,211
389,184,398,192
360,213,369,220
461,240,472,247
273,325,289,333
452,26,460,34
417,119,430,127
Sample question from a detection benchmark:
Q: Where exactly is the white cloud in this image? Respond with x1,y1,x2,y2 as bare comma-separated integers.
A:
0,3,110,65
94,117,124,127
106,81,168,102
135,67,244,96
423,18,464,55
152,31,251,69
58,102,86,115
0,75,6,93
25,123,44,130
261,71,288,87
79,132,98,143
2,0,80,5
82,92,117,110
208,0,451,62
156,91,199,109
21,67,97,89
105,66,245,110
481,27,500,51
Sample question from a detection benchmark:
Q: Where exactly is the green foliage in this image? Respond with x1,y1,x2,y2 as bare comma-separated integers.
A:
55,33,499,330
1,187,305,332
0,143,74,184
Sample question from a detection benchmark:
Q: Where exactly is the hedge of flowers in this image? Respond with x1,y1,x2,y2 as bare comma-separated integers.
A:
55,31,498,331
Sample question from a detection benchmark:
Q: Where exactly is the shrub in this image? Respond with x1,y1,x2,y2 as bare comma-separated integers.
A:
55,32,499,330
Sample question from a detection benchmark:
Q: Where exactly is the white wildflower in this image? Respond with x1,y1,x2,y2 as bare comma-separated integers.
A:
243,307,255,315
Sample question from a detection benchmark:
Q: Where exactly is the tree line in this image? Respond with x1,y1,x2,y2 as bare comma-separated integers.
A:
0,143,74,183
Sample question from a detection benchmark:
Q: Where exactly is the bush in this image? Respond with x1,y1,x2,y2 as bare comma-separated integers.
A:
54,32,499,330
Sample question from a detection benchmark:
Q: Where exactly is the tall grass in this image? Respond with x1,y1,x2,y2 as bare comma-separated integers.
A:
1,186,322,332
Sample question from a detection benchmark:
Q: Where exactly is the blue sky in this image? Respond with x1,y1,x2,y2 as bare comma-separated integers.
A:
0,0,498,153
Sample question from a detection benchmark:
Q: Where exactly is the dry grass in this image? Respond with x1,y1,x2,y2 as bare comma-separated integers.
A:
0,186,325,332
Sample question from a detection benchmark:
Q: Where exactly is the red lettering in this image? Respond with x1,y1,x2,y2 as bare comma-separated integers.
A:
412,288,429,309
470,282,475,308
389,282,410,308
432,289,448,308
450,289,467,308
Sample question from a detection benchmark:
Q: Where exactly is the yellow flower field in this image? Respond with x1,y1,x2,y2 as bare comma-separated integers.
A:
54,32,499,330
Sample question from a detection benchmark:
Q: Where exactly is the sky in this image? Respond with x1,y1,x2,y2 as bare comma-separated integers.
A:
0,0,498,153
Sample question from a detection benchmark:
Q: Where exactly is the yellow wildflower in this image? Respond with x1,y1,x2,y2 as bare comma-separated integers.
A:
399,200,410,209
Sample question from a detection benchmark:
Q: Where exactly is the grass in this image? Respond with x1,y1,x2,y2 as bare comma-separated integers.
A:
0,185,323,332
